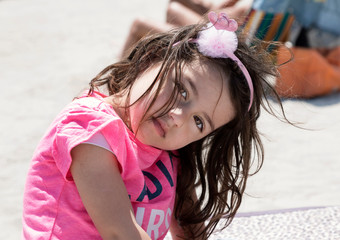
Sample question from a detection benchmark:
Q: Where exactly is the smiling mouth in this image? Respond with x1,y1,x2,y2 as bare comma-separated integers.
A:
152,117,166,138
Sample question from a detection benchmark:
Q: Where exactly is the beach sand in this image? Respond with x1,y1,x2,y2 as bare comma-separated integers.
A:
0,0,339,239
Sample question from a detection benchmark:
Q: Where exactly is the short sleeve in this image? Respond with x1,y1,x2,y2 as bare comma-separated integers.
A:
51,106,114,181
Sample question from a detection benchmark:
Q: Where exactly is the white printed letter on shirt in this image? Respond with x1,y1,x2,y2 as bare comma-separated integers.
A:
147,209,165,239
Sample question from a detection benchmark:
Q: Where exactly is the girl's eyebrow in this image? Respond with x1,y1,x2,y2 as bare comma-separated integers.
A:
187,78,215,131
203,112,215,131
187,77,198,97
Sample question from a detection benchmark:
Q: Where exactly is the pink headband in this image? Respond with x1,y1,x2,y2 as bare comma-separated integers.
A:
189,11,254,111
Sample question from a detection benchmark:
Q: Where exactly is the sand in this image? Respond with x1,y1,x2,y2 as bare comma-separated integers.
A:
0,0,339,239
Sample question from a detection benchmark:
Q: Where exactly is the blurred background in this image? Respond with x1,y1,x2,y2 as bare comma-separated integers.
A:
0,0,339,239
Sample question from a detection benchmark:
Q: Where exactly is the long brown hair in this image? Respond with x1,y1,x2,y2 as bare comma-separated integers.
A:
89,21,287,239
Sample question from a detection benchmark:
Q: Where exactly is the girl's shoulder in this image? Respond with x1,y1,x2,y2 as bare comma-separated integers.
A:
53,91,123,144
70,91,116,116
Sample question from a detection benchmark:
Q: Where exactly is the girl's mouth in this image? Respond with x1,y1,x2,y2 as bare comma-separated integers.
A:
152,117,166,138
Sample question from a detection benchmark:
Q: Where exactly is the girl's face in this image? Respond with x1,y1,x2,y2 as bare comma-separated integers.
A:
127,60,235,151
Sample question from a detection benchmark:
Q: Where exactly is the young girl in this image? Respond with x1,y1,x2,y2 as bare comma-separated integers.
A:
23,12,284,240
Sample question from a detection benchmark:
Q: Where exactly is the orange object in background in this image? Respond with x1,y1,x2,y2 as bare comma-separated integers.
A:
275,46,340,98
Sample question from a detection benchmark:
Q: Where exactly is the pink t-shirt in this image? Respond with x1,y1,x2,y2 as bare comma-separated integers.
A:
23,92,179,240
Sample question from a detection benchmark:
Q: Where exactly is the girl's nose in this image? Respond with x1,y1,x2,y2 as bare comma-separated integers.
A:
168,107,188,128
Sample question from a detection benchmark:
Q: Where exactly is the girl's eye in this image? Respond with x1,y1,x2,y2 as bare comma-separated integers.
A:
193,116,204,132
179,87,187,100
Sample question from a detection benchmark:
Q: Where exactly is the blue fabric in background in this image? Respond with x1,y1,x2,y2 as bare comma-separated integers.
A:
253,0,340,36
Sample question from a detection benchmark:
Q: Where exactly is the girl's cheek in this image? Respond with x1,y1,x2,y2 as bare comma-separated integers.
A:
130,97,153,128
128,104,144,130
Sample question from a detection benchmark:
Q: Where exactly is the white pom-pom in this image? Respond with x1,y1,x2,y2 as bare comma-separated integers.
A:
196,23,238,58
